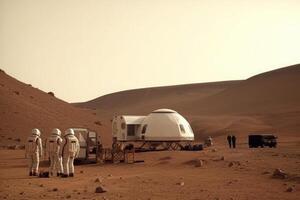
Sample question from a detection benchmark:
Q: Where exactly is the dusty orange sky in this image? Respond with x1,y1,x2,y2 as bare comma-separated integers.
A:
1,0,300,102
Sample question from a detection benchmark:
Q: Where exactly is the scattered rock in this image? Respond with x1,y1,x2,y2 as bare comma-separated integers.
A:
212,148,217,152
272,169,288,179
7,145,22,150
14,138,21,142
95,186,107,193
108,174,112,177
53,188,58,192
48,92,55,97
66,194,71,198
80,170,84,174
286,186,295,192
95,178,101,183
95,121,102,126
39,184,44,187
228,161,241,167
14,91,20,95
159,156,172,161
19,192,24,195
195,159,204,167
176,182,185,186
77,192,81,195
262,171,271,175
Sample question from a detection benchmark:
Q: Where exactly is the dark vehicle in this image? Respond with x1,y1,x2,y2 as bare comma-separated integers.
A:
248,134,277,148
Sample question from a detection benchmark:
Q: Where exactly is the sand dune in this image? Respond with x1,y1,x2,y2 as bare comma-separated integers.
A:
77,64,300,139
0,69,111,146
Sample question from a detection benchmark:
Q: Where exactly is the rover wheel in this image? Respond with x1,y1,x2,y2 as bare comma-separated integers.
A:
170,142,180,151
162,142,172,150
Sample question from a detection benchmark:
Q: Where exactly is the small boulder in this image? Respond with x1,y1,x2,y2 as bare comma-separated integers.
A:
272,169,288,179
286,186,295,192
14,91,20,95
176,182,185,186
195,159,204,167
53,188,58,192
95,186,107,193
262,171,270,175
48,92,55,97
95,178,101,183
95,121,102,126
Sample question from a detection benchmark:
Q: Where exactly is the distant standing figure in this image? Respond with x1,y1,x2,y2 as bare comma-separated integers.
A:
60,129,80,178
25,128,43,176
205,136,213,147
227,135,232,148
232,135,236,148
46,128,63,176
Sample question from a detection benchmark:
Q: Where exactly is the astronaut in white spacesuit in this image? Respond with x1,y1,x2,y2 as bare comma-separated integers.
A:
46,128,63,176
26,128,43,176
60,128,80,177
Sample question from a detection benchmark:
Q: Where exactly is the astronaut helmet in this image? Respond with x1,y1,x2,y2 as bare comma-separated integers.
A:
31,128,41,137
51,128,61,137
64,128,75,137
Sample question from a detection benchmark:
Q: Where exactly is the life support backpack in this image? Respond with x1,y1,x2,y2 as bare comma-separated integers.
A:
68,136,78,153
62,136,78,154
27,136,39,153
48,136,60,153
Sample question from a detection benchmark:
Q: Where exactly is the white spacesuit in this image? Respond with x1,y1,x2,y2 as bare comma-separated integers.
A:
46,128,63,176
60,129,80,177
205,136,213,147
25,128,43,176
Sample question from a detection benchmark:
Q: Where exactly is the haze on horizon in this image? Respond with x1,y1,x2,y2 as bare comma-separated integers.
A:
1,0,300,103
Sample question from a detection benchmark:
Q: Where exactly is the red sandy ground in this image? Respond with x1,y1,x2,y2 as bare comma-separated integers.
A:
0,137,299,200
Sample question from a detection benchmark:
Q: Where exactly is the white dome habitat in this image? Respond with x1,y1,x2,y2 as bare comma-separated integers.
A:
140,109,194,141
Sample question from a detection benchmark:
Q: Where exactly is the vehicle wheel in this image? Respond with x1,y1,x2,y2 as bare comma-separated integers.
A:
170,142,180,151
162,142,172,150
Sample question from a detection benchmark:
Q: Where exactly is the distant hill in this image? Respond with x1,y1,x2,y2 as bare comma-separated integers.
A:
77,64,300,140
0,69,111,146
75,81,242,116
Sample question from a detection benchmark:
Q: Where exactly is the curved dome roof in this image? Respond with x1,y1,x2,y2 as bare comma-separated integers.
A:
142,108,194,141
151,109,177,113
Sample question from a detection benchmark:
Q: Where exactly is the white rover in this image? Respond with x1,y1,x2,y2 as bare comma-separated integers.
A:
72,128,100,163
112,109,195,150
